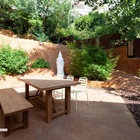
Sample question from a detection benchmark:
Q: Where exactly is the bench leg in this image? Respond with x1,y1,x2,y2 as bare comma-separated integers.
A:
23,111,28,129
4,116,11,136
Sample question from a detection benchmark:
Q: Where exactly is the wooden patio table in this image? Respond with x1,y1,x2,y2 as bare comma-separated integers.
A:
18,76,80,123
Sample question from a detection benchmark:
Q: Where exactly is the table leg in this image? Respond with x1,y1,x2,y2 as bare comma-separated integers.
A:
45,90,52,123
25,83,29,100
65,86,71,114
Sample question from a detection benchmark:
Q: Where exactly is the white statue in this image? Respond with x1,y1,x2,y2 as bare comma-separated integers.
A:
56,51,64,77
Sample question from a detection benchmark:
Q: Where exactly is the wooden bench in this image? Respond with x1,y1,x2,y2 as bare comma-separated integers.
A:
0,88,33,136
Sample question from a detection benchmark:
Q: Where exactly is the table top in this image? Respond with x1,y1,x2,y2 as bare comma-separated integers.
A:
18,76,80,91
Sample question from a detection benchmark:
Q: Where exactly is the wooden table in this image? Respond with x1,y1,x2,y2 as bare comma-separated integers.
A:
18,76,80,123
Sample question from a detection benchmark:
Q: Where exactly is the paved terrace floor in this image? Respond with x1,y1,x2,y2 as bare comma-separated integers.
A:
0,87,140,140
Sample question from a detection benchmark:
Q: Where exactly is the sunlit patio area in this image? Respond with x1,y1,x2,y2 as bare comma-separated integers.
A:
0,0,140,139
0,87,140,140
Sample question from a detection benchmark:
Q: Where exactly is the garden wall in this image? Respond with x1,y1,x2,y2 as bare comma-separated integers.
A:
0,33,70,75
112,46,140,76
0,32,140,76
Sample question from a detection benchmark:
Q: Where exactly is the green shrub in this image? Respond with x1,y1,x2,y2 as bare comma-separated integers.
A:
0,0,72,43
59,12,109,40
31,58,50,68
29,19,48,42
0,44,29,76
74,12,107,32
67,43,118,81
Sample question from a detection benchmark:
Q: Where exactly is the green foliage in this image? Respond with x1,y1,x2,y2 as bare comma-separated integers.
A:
0,0,73,42
106,1,140,41
28,19,48,42
67,42,118,81
41,0,74,42
72,1,140,41
69,11,108,40
0,44,29,76
0,0,33,35
100,0,140,41
75,12,106,32
55,25,91,41
83,0,137,7
1,0,139,43
31,58,50,69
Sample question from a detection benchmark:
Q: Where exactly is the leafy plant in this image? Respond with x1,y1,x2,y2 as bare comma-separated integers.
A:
0,44,29,76
31,58,50,68
67,42,118,81
75,12,106,32
0,0,73,42
73,11,107,39
106,1,140,41
72,1,140,42
28,19,48,42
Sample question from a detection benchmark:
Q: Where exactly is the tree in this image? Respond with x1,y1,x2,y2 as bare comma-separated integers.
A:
107,0,140,41
78,0,109,10
36,0,72,41
0,0,73,42
77,0,140,41
0,0,35,35
79,0,138,10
